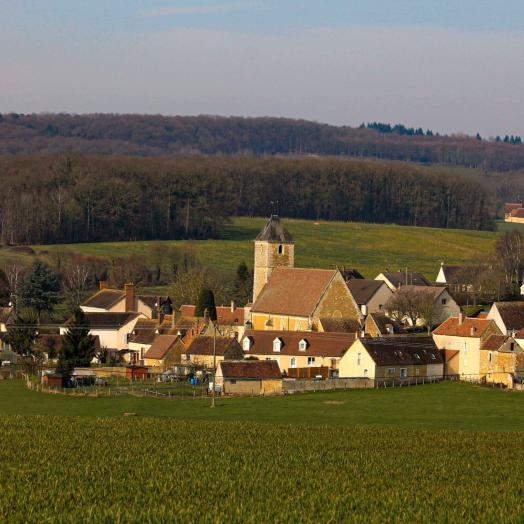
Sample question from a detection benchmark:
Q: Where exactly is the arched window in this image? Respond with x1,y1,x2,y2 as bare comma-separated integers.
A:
290,357,296,368
273,337,282,352
299,339,308,352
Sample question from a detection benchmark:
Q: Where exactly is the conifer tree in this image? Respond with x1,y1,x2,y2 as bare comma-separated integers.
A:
19,261,60,321
195,289,217,321
233,261,252,306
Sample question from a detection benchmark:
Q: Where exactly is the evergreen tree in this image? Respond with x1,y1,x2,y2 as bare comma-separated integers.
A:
56,308,96,379
19,261,60,321
8,313,38,373
233,261,252,306
195,288,217,321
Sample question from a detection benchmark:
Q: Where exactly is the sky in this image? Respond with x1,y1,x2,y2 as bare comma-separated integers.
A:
1,1,524,136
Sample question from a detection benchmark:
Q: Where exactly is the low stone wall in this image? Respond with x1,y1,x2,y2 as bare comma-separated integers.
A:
283,378,374,394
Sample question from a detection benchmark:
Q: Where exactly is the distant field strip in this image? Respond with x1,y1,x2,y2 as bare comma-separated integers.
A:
21,217,502,281
0,416,522,523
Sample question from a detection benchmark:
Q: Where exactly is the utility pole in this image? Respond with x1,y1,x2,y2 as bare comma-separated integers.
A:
211,322,216,408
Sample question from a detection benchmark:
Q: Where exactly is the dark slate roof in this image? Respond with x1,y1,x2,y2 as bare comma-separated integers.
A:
493,302,524,331
380,272,431,288
368,313,406,335
340,268,365,281
255,215,294,243
81,289,125,309
72,312,140,329
219,360,281,380
130,318,159,345
346,279,386,305
439,265,476,285
360,337,443,366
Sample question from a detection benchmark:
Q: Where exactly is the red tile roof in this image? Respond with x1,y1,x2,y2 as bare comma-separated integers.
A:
242,330,356,358
144,335,180,360
433,317,495,338
251,268,337,317
219,360,281,380
481,335,509,351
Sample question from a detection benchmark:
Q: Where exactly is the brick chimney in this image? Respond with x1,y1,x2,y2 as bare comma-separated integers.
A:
124,283,135,312
99,280,109,291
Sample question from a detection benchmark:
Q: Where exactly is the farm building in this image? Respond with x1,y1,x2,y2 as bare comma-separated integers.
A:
487,302,524,335
480,335,524,387
42,372,64,388
216,360,282,395
125,365,149,380
339,337,444,382
432,315,502,379
241,329,357,375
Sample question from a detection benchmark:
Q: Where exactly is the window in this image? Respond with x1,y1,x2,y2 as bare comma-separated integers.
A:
243,338,251,352
299,339,308,352
400,368,408,378
415,368,420,376
273,338,282,352
510,342,515,352
488,352,493,363
364,369,368,377
307,357,316,366
387,368,395,375
441,298,447,305
278,244,283,254
290,357,296,368
357,352,362,366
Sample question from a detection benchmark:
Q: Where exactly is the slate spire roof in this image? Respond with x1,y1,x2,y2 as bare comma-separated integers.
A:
255,215,294,243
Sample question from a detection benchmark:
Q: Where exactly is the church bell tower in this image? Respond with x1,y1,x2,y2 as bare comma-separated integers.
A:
253,215,295,303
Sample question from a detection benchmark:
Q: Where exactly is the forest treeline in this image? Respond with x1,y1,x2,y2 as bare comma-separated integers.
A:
0,155,494,245
1,113,524,172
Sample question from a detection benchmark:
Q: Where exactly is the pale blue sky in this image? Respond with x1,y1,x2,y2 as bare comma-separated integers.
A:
1,1,524,135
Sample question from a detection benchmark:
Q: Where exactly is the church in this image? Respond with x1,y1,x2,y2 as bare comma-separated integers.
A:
248,215,362,332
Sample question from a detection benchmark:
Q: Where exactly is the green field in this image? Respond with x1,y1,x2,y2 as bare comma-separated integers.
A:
8,217,508,285
1,380,523,522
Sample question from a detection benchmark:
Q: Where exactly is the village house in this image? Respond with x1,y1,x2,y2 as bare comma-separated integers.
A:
241,329,357,375
81,282,172,319
346,279,392,316
487,301,524,335
215,360,282,396
375,271,432,290
432,314,502,379
143,335,184,369
60,311,145,357
504,203,524,224
339,337,444,382
179,303,245,339
480,334,524,388
435,263,476,294
364,312,406,337
183,336,244,368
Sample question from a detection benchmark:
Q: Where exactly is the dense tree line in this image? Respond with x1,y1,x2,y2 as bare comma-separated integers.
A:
1,113,524,172
0,155,494,246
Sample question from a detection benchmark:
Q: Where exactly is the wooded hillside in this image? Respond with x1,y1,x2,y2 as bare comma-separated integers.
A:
0,155,493,245
1,113,524,172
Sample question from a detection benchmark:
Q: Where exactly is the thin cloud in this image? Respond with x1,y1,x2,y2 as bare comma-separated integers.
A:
143,2,254,17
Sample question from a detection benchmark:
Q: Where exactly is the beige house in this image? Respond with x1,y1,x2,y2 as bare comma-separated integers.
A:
487,302,524,335
241,329,357,375
346,279,392,316
339,337,444,381
432,315,502,379
81,282,172,320
60,312,144,356
480,335,524,388
216,360,282,395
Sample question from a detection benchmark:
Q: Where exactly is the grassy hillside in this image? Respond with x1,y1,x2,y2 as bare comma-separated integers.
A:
19,217,500,284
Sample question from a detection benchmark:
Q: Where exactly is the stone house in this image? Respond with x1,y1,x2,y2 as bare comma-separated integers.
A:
364,312,406,337
215,360,282,396
480,334,524,388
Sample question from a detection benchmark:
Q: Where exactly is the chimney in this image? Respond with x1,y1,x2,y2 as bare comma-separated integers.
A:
458,313,465,325
231,300,235,313
124,283,135,312
99,280,108,291
470,326,477,336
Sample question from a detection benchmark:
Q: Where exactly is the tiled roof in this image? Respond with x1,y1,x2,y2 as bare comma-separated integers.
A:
251,267,337,317
318,317,360,333
219,360,281,380
186,336,242,357
492,302,524,331
510,208,524,218
347,279,386,305
144,335,180,360
242,329,356,358
360,337,443,366
398,285,446,299
81,289,125,309
73,312,140,329
368,313,406,335
379,271,431,288
130,318,159,345
255,215,294,243
505,203,522,213
481,335,509,351
433,317,495,338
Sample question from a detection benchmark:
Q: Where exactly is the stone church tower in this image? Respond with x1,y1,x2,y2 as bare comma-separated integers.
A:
253,215,295,303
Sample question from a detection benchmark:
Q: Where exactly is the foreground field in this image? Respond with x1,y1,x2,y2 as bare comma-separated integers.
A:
1,416,523,523
0,380,523,432
16,217,503,283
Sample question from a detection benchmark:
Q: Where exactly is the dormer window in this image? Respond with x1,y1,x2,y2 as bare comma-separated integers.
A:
299,339,308,352
273,337,282,352
243,337,252,352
